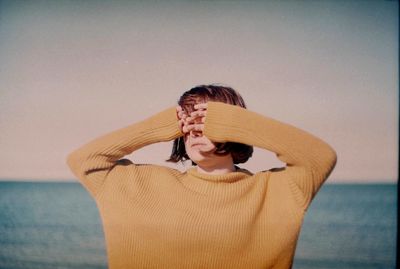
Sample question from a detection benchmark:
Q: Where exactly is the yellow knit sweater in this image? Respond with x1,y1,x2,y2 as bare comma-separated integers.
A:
67,102,336,269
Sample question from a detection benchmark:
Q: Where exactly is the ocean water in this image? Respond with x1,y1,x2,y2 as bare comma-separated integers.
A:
0,182,396,269
293,184,396,269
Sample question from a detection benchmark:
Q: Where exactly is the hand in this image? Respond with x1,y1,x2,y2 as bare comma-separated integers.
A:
176,106,188,133
176,103,207,134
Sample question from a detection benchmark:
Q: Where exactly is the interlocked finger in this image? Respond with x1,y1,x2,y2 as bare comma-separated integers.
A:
186,123,204,132
189,110,207,118
194,103,208,110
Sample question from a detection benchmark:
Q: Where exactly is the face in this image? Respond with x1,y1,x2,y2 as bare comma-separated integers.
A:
184,130,233,168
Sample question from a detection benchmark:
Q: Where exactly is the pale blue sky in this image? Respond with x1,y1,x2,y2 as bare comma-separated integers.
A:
0,0,398,182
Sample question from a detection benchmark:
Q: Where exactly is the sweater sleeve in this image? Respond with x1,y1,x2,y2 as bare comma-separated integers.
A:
66,107,182,197
204,102,337,208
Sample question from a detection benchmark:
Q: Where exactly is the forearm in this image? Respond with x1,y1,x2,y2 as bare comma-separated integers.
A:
204,102,337,202
67,107,181,195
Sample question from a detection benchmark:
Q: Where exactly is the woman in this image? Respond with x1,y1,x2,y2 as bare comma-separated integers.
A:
67,85,336,269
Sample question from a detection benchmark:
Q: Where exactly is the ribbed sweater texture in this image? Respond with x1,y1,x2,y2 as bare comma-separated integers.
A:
67,102,337,269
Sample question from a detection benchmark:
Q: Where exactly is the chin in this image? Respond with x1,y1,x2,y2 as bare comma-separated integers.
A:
188,155,207,165
191,156,221,168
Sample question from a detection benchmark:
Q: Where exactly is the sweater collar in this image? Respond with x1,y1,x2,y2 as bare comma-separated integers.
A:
186,167,252,183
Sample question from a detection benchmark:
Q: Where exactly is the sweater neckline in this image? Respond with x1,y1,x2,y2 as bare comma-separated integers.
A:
186,167,252,183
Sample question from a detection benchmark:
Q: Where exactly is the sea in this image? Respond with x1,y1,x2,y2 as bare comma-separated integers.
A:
0,182,396,269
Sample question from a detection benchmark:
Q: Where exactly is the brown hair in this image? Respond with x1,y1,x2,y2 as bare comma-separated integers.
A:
167,84,253,164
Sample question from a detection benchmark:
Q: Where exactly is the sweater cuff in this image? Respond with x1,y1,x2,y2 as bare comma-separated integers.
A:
145,106,183,142
203,101,250,144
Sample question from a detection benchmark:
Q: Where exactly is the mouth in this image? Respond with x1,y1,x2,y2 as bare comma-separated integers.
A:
191,143,206,148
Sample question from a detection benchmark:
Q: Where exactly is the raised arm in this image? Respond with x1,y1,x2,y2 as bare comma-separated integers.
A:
202,102,337,207
67,107,181,197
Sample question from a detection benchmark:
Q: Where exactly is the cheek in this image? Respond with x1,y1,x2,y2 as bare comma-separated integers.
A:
203,137,216,150
183,137,193,156
183,136,190,150
184,146,200,162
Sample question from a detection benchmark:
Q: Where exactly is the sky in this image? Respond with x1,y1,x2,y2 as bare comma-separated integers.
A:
0,0,398,183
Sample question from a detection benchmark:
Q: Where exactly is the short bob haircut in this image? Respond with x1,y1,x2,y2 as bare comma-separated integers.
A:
167,84,253,164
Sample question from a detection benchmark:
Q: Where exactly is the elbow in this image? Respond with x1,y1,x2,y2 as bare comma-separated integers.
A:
309,141,337,177
322,144,337,174
66,150,82,177
328,145,337,167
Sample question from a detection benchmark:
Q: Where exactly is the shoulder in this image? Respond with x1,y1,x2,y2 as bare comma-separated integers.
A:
98,162,183,197
137,163,183,177
111,160,182,177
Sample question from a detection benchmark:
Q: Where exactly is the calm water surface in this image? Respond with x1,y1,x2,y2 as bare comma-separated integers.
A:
0,182,396,269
